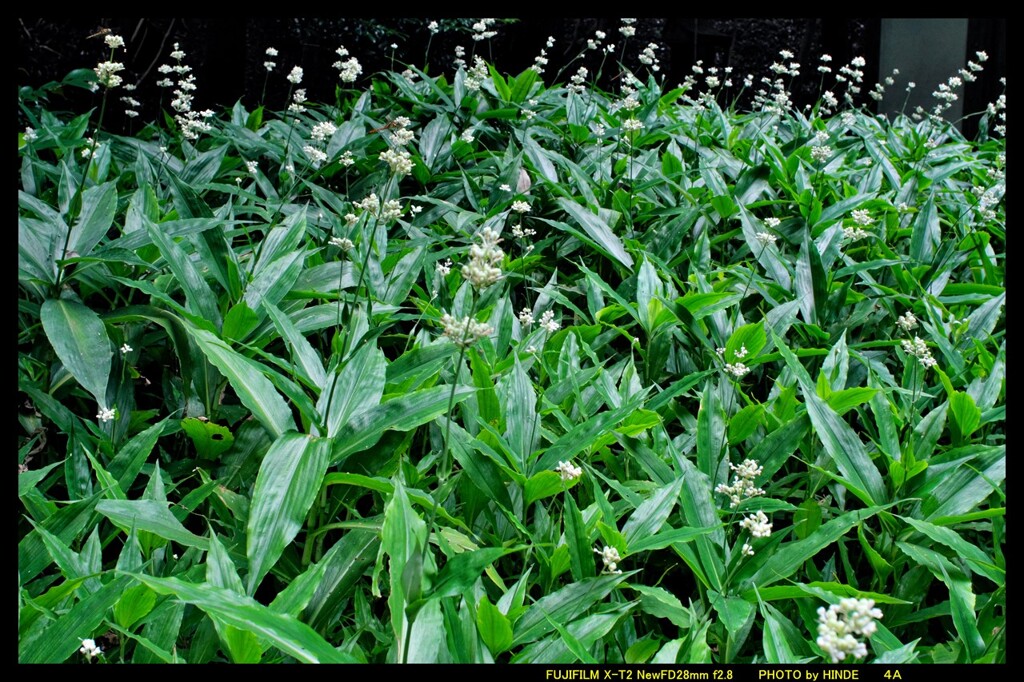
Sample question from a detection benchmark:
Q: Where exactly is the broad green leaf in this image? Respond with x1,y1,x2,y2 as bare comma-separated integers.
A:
19,575,132,663
776,336,886,504
512,605,632,663
180,417,234,460
317,342,386,437
630,584,691,629
145,218,223,328
563,493,594,581
556,197,634,269
696,380,726,478
19,494,101,583
113,584,157,629
897,542,985,661
305,529,380,632
68,181,116,258
499,354,538,473
512,572,633,645
40,298,112,406
726,321,767,362
382,479,428,661
728,404,765,445
525,470,573,505
96,499,209,550
431,547,520,599
129,574,356,663
406,598,447,663
185,325,294,439
738,503,895,590
246,432,330,594
949,391,982,443
898,516,1003,586
622,480,683,547
625,525,719,554
477,595,513,654
330,385,474,466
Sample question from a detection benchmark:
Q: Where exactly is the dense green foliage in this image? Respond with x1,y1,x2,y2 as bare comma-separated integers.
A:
18,29,1005,664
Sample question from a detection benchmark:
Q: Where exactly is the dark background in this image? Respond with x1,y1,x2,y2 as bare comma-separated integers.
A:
17,17,1005,138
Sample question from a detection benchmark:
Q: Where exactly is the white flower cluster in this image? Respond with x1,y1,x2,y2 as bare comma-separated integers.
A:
94,60,125,89
471,18,498,42
160,43,214,140
756,231,777,246
810,145,832,163
511,200,531,214
264,46,277,72
739,510,772,538
901,336,937,369
289,88,307,113
462,227,504,289
436,259,452,277
428,21,440,34
441,313,492,348
466,55,489,91
586,29,607,52
23,126,37,143
460,128,475,143
311,121,337,143
596,545,623,574
816,598,882,663
379,148,413,176
539,310,560,333
724,362,750,378
79,638,103,659
843,227,870,241
622,118,645,133
896,311,918,332
619,18,637,38
715,458,766,508
121,90,141,118
303,145,328,167
568,66,588,95
97,407,116,422
329,236,354,251
334,45,362,83
555,460,583,481
639,42,660,72
851,208,872,226
518,308,534,326
287,66,303,84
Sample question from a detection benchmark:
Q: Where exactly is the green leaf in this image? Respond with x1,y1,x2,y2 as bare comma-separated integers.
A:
19,575,132,663
246,432,330,594
793,498,823,540
728,404,764,444
330,385,474,466
96,499,209,550
185,324,295,439
949,391,982,443
776,335,886,504
305,530,380,632
317,342,386,437
630,584,691,629
113,584,157,629
556,197,634,269
477,595,514,654
512,572,633,645
145,217,223,328
128,574,356,663
622,480,683,547
180,417,234,460
738,503,896,590
406,598,447,662
40,298,112,406
898,516,1003,586
500,354,538,473
264,301,326,390
68,181,116,258
432,547,520,599
896,542,985,661
524,470,571,505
